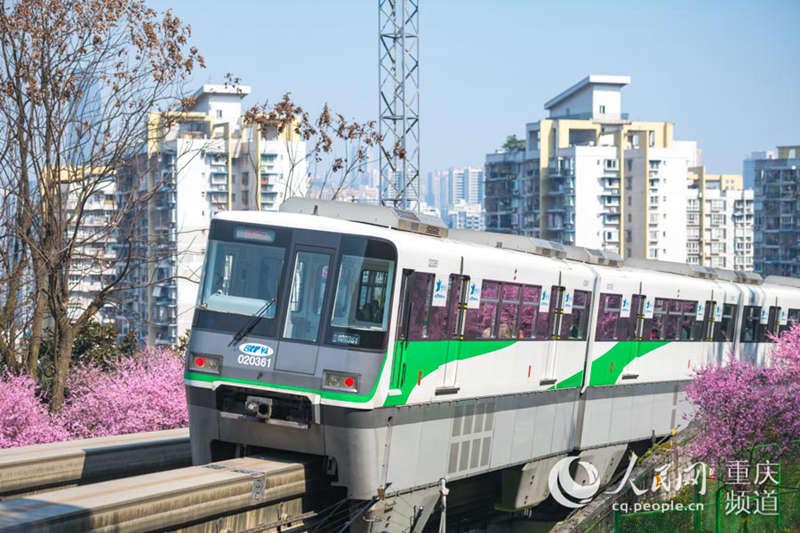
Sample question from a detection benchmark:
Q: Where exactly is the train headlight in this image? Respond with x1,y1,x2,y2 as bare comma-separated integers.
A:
322,370,359,393
190,353,221,374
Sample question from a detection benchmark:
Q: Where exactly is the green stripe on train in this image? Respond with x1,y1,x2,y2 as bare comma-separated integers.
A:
186,339,672,407
588,340,669,386
551,340,671,388
383,340,515,407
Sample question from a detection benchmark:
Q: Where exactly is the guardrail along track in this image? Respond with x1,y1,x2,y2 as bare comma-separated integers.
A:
0,428,190,499
0,454,328,532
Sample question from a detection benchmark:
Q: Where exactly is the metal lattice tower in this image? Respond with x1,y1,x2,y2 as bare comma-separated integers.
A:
378,0,420,210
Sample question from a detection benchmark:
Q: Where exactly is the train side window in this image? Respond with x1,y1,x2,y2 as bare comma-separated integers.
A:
643,298,669,340
622,294,645,340
740,306,761,343
560,290,591,340
779,308,800,335
498,283,521,339
446,275,469,339
763,306,781,342
464,280,500,340
693,300,714,341
677,300,698,341
595,293,622,341
426,283,450,341
518,285,541,338
405,272,435,341
536,285,563,339
713,303,737,341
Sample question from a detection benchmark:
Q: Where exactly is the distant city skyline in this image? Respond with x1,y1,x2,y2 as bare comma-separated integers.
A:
156,0,798,175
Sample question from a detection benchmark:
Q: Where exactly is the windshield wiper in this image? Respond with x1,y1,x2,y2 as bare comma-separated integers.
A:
229,298,277,346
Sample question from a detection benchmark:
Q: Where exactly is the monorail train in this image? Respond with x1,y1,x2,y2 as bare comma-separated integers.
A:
185,199,800,530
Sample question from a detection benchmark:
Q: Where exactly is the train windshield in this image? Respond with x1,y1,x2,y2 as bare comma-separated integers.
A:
198,231,286,317
196,222,397,350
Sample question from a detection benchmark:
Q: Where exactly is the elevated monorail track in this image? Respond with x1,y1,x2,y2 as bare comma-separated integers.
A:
0,453,331,532
0,429,191,499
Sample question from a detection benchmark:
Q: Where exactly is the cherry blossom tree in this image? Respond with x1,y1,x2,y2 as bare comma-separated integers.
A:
0,0,203,409
685,324,800,467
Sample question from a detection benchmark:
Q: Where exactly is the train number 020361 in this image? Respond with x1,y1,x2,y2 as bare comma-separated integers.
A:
237,354,272,368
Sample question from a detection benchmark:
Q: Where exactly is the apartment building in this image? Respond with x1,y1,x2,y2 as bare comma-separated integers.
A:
751,146,800,276
424,166,484,219
485,75,702,261
484,148,537,235
685,168,753,271
118,84,307,346
65,172,119,323
447,199,486,231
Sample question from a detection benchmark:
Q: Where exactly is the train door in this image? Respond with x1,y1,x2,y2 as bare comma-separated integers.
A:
541,280,565,384
276,244,335,374
441,274,468,391
390,269,415,391
621,287,647,381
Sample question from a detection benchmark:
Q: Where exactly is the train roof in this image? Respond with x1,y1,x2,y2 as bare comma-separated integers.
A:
224,199,768,286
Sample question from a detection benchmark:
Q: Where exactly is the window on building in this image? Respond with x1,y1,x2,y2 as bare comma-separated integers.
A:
648,131,655,147
599,105,606,114
216,109,223,119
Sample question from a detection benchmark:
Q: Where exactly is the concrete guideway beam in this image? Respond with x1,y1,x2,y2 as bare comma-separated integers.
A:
0,428,190,499
0,454,323,532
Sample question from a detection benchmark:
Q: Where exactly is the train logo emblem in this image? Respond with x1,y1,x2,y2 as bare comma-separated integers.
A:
548,457,601,509
239,343,274,356
237,343,274,368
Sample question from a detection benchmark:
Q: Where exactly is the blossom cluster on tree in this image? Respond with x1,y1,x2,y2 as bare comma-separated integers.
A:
686,323,800,467
0,349,186,448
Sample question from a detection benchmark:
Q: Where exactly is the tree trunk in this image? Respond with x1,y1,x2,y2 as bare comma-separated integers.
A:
26,266,47,376
50,323,75,412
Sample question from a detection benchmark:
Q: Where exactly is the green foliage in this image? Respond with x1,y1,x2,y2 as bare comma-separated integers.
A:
502,134,525,152
39,320,129,388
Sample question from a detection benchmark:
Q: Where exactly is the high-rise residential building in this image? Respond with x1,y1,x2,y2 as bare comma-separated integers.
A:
485,149,534,235
118,84,308,346
751,146,800,276
685,167,753,271
65,171,119,324
449,166,484,205
423,166,484,220
447,199,486,231
486,74,702,262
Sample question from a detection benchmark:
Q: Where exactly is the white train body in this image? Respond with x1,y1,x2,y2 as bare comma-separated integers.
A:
184,200,800,519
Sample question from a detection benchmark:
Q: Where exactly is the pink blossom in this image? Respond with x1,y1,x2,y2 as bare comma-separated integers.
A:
686,324,800,466
58,348,188,439
0,372,68,448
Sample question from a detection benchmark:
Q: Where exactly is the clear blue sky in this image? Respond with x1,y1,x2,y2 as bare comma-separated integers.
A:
157,0,799,175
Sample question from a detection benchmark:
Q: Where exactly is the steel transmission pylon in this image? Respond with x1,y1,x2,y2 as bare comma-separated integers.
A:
378,0,420,210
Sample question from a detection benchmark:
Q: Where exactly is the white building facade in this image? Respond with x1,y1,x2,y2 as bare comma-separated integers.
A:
686,188,754,270
487,74,706,263
447,199,486,231
119,85,308,346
